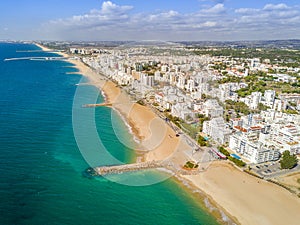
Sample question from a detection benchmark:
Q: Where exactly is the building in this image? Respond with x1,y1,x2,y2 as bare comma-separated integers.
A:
229,130,280,163
272,124,300,155
203,117,231,144
263,90,276,108
203,99,224,118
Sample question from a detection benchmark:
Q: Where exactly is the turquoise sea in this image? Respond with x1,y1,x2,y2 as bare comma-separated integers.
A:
0,43,219,225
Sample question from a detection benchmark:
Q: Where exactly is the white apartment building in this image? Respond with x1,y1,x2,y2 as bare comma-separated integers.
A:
250,92,262,109
171,103,195,120
229,130,280,163
263,90,276,108
203,117,231,144
272,124,300,155
203,99,224,118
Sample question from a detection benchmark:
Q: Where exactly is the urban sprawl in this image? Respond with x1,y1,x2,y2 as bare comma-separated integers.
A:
63,42,300,178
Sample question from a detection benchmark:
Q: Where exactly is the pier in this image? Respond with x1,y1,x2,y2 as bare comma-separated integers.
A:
82,103,112,108
86,160,201,176
4,56,71,61
93,161,164,175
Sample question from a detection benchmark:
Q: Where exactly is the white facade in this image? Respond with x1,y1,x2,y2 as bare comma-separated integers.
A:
203,117,231,144
264,90,276,107
203,99,224,118
229,132,280,163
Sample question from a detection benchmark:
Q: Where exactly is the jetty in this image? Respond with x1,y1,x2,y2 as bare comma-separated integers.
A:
4,56,71,61
82,103,112,108
86,160,201,177
93,161,164,176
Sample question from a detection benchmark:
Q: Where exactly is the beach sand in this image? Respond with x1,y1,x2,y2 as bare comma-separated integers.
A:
184,161,300,225
36,43,300,225
100,81,181,160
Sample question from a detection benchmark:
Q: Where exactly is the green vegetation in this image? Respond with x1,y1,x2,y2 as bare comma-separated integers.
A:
218,75,242,84
197,114,210,132
183,161,199,169
135,62,160,75
283,109,299,115
225,100,251,115
194,47,300,66
180,122,199,139
166,114,182,128
257,103,270,111
211,63,226,71
228,156,246,167
297,178,300,185
235,79,267,97
211,60,300,97
280,151,298,169
225,113,230,122
218,146,230,157
198,135,208,146
136,99,145,106
217,146,246,167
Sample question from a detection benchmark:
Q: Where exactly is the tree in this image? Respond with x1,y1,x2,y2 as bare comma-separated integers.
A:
225,114,230,122
198,135,208,146
257,103,269,111
280,150,298,169
218,146,230,157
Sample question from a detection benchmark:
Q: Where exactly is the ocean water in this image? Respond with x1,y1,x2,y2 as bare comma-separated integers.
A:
0,43,219,225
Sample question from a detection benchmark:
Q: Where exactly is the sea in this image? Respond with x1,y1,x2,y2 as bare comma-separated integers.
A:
0,43,220,225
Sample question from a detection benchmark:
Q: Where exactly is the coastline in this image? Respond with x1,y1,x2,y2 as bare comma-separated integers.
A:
35,43,300,225
183,161,300,225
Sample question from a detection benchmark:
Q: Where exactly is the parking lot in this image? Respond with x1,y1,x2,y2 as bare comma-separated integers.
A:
251,161,300,178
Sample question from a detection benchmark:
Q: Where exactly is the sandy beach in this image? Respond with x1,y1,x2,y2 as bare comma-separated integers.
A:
184,162,300,225
38,42,181,161
36,43,300,225
100,80,182,161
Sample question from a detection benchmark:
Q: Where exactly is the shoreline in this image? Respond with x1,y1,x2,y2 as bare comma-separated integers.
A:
35,43,300,225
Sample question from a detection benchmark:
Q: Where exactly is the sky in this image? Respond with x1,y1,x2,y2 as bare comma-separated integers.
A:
1,0,300,41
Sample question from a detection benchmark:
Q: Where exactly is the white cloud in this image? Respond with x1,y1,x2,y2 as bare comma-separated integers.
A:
200,3,226,14
235,8,259,14
263,3,289,10
40,1,300,41
202,21,217,27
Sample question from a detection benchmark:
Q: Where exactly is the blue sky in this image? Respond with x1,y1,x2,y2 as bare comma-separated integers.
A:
1,0,300,41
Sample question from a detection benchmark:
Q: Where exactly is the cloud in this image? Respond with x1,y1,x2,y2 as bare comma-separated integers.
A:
100,1,133,14
48,1,132,28
201,21,217,27
40,1,300,41
200,3,226,14
235,3,300,25
263,3,289,10
235,8,259,14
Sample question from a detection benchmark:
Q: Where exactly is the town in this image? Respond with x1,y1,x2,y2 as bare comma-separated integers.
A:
47,40,300,192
